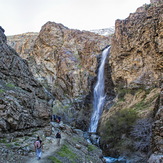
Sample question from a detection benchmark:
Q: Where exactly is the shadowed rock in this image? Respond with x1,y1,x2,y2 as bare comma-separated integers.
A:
0,27,53,137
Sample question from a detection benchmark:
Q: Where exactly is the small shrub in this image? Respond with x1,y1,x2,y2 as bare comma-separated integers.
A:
87,144,97,152
0,89,4,93
0,138,7,143
117,88,140,101
5,143,12,148
14,143,20,146
133,101,148,110
6,83,15,88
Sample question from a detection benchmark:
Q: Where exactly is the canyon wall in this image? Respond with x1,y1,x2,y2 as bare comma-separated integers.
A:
7,22,112,130
110,2,162,89
7,22,111,100
99,1,162,162
0,27,52,137
5,1,162,161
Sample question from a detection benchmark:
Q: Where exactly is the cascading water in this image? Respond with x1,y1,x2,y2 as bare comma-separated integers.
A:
89,46,111,133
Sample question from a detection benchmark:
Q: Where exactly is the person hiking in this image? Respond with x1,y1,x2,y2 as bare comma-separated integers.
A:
34,136,43,160
56,132,61,146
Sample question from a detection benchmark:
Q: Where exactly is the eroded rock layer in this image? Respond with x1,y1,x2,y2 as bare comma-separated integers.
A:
0,27,52,137
99,1,163,162
7,22,112,130
8,22,111,100
110,3,162,88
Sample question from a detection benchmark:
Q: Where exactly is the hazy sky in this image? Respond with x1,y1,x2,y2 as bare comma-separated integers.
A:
0,0,150,35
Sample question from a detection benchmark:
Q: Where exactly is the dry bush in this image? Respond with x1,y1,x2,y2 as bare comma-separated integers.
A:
131,118,152,152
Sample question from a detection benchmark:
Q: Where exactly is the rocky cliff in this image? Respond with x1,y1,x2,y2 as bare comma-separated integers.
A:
7,22,110,99
99,1,163,162
7,22,112,130
110,2,162,89
0,27,52,137
5,1,162,162
7,32,38,60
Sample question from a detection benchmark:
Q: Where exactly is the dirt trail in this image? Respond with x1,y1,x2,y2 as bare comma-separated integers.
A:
26,135,65,163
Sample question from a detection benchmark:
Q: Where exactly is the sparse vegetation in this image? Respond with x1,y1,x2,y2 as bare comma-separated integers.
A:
5,143,12,148
6,83,15,88
87,144,97,152
48,156,62,163
102,108,138,139
100,87,160,158
0,138,7,143
131,118,152,152
0,89,5,93
57,145,78,163
133,101,148,110
14,143,20,146
100,108,139,155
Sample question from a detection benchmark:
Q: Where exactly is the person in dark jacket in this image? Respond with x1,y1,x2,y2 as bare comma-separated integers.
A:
56,132,61,146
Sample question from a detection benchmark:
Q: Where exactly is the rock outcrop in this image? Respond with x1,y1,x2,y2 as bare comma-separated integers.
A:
7,32,38,59
7,22,111,130
8,22,110,100
110,2,162,88
99,1,163,162
0,27,52,137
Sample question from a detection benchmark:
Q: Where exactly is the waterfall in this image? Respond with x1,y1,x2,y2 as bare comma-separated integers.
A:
89,46,111,133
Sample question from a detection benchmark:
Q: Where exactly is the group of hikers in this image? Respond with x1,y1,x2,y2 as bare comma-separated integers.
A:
51,114,61,123
34,114,62,160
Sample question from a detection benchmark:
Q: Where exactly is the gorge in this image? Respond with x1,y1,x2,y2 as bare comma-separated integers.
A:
0,0,162,162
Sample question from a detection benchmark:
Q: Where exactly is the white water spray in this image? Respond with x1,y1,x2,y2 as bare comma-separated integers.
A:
89,46,111,133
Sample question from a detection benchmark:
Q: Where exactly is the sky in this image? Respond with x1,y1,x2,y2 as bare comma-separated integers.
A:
0,0,150,36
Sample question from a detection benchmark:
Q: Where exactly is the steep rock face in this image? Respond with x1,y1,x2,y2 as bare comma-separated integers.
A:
7,22,111,130
8,22,110,100
0,27,52,137
99,1,163,162
31,22,110,101
110,3,162,88
7,32,38,59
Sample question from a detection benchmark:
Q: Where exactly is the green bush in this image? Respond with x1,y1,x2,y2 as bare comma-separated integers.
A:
117,88,139,101
100,108,138,142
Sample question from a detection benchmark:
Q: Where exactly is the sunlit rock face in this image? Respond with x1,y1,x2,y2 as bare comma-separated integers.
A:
110,3,162,89
7,22,111,130
8,22,110,101
0,27,52,137
7,32,38,59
